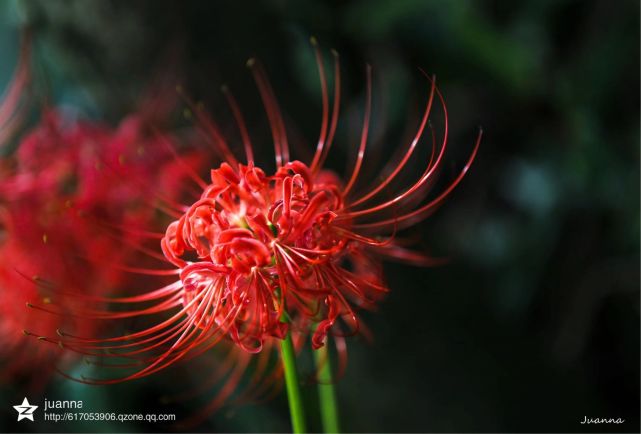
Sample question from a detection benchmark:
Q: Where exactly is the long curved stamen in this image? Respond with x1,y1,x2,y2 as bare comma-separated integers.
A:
177,87,240,168
84,216,166,239
247,59,290,167
97,155,189,217
154,130,208,190
347,74,437,208
336,79,449,220
309,37,330,172
353,128,482,230
342,65,372,197
221,85,254,164
313,49,341,174
28,291,183,320
61,281,241,383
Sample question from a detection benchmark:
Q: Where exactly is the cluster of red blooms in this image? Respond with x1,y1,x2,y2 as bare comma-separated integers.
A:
0,47,198,386
1,38,480,411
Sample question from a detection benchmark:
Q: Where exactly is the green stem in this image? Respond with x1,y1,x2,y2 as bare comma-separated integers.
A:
280,330,307,433
314,343,341,433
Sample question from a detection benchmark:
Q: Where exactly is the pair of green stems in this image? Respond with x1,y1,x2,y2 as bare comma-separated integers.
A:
280,329,340,433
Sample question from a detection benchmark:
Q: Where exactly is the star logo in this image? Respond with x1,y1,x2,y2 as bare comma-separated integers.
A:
13,397,38,422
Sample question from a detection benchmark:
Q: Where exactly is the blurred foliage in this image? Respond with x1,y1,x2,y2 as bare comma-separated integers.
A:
1,0,639,432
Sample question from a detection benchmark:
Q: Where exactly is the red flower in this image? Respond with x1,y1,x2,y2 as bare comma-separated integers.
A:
31,42,480,388
0,104,197,385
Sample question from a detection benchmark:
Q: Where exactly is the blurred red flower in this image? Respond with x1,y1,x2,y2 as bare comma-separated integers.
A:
0,70,200,386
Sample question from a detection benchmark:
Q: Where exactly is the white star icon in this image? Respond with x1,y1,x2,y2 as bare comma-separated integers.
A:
13,397,38,422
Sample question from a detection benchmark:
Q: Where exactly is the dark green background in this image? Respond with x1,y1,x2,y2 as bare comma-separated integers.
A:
0,0,639,432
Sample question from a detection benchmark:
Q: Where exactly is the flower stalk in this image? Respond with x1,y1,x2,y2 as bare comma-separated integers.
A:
280,327,307,433
314,342,340,433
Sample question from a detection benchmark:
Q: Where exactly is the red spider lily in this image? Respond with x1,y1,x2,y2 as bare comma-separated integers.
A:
0,100,202,385
29,40,481,390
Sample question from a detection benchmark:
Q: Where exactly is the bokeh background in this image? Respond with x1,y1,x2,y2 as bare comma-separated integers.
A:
0,0,639,432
